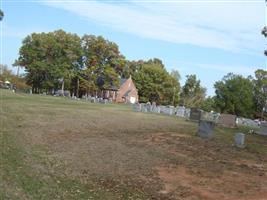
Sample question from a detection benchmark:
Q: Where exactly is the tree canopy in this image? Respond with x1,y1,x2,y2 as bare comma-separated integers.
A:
180,74,206,108
124,59,180,105
14,30,181,105
214,73,254,118
0,9,4,21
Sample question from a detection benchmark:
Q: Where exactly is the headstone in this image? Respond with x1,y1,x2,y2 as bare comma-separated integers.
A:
217,114,237,128
256,122,267,136
160,106,168,114
146,102,152,112
133,103,141,112
234,133,245,148
237,117,259,128
190,108,201,122
151,102,157,113
141,103,147,112
176,106,185,117
168,106,175,115
184,108,191,119
200,111,219,122
198,120,215,138
91,97,96,103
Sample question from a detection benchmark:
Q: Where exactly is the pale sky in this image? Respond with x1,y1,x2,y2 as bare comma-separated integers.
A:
2,0,267,95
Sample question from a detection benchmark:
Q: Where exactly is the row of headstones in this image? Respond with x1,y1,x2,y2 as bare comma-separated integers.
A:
134,103,264,130
133,103,267,137
79,95,111,104
133,103,220,122
133,103,191,118
236,117,259,128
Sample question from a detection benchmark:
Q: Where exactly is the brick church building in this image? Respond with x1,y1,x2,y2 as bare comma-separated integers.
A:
103,76,139,104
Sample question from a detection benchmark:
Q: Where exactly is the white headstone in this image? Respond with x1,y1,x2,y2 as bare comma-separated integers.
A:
234,133,245,148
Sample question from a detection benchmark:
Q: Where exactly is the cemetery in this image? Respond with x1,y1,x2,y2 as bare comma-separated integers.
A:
2,89,267,200
1,3,267,199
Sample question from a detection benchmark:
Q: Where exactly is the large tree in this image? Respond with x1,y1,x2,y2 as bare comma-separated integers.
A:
131,59,180,105
253,69,267,119
81,35,125,91
15,30,82,94
214,73,254,118
180,74,206,108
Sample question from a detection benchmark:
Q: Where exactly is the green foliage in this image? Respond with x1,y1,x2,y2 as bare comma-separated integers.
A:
15,31,127,95
214,73,254,118
180,74,206,108
0,64,30,91
200,96,215,112
253,69,267,118
0,9,4,21
130,59,180,105
262,26,267,56
15,30,82,93
81,35,125,92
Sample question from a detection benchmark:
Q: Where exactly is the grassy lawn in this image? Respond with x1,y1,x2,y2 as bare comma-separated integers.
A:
1,89,267,200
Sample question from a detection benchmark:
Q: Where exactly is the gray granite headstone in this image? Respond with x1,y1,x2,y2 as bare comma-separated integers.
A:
146,102,152,112
256,122,267,136
176,106,185,117
169,106,174,115
237,117,259,128
133,103,141,112
184,108,191,119
151,102,157,113
234,133,245,148
190,108,202,122
198,120,215,138
141,103,147,112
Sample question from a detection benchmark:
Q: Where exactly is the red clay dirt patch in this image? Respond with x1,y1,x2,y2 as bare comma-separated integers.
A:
156,165,267,200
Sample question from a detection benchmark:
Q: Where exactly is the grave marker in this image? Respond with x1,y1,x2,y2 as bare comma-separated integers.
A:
198,120,215,138
234,133,245,148
190,108,201,122
217,114,237,128
256,122,267,136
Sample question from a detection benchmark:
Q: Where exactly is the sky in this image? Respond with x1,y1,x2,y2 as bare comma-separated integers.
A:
1,0,267,95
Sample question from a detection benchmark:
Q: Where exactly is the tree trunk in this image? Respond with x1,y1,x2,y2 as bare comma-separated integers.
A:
61,79,65,96
17,66,20,76
172,87,176,106
76,78,79,97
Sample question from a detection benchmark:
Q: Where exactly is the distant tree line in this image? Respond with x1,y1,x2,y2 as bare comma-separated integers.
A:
6,29,267,119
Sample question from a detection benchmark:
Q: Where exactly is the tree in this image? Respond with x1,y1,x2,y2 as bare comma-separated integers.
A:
262,26,267,55
131,59,180,105
81,35,125,94
170,70,181,106
214,73,254,118
0,64,12,81
0,9,4,21
180,74,206,108
0,64,30,91
200,96,215,112
253,69,267,119
15,30,82,94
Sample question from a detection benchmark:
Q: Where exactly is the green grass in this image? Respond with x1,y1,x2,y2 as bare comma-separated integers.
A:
1,89,267,200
